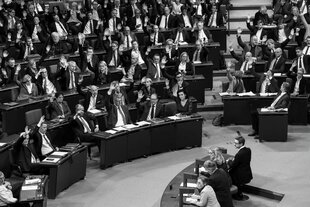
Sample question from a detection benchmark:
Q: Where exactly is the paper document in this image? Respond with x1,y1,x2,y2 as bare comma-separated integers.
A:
88,109,102,114
42,157,61,163
136,121,151,126
113,127,127,131
51,151,68,157
178,41,188,45
180,182,197,188
237,92,255,96
303,74,310,78
21,185,38,191
168,116,181,120
219,92,236,96
273,73,282,77
105,129,117,134
119,83,127,87
0,142,6,147
275,108,288,112
185,198,196,203
25,179,41,185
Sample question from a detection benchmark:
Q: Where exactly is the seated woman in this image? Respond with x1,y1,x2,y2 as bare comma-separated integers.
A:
95,61,111,85
209,148,228,172
15,74,39,101
46,92,72,120
174,52,193,76
120,53,141,83
189,176,220,207
139,77,156,102
169,89,193,115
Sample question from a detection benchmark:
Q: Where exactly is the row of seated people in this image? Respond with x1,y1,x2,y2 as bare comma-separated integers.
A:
0,32,209,99
0,0,227,60
184,134,252,206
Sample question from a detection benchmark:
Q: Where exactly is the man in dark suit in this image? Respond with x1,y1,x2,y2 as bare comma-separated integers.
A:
77,82,105,112
250,82,290,136
136,93,164,121
191,40,209,63
162,39,179,66
126,0,142,19
118,26,137,49
0,55,15,86
228,134,253,200
43,32,69,57
145,52,167,80
46,92,72,120
237,28,263,60
80,11,101,35
288,47,310,74
171,26,191,44
229,45,255,74
17,37,39,60
193,21,212,44
105,83,132,129
105,41,124,68
107,9,122,35
28,16,48,44
148,25,165,46
49,14,70,38
268,48,286,73
128,9,147,31
177,6,193,28
14,126,41,173
205,5,224,27
288,68,307,95
256,70,279,93
204,160,234,207
253,6,272,26
246,19,268,41
31,116,57,160
70,104,100,147
158,6,175,29
54,59,81,91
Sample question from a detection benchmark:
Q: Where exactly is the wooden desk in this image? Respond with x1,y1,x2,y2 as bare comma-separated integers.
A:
258,109,288,142
193,62,214,90
208,27,227,51
222,95,308,125
94,115,203,169
39,145,87,199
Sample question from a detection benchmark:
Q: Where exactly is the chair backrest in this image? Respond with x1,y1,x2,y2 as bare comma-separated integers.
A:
25,109,42,126
183,172,198,187
222,82,229,92
195,159,205,175
49,64,58,75
164,101,177,116
179,187,195,207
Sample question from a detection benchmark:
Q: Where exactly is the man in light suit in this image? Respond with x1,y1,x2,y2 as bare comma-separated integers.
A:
228,134,253,200
77,82,105,112
136,93,164,121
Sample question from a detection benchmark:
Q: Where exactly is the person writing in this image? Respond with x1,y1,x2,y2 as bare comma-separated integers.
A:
0,171,17,206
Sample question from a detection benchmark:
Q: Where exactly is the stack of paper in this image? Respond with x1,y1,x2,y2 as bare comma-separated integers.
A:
261,108,270,112
42,157,61,163
50,151,68,157
178,41,188,45
88,109,102,114
167,116,181,120
219,92,236,96
0,142,7,147
303,74,310,78
123,124,138,129
113,126,127,132
25,178,41,185
136,121,151,126
273,73,282,77
105,129,117,134
237,92,255,96
180,182,197,187
275,108,288,112
21,185,38,191
185,197,196,203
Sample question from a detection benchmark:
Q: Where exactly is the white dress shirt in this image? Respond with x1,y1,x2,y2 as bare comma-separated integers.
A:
270,92,286,108
256,28,263,40
198,30,208,43
135,17,143,30
87,94,97,111
159,15,170,29
55,22,68,37
40,132,54,156
183,15,192,28
278,28,287,43
83,20,94,35
115,106,126,127
42,78,56,95
302,45,310,55
175,31,184,43
293,78,301,94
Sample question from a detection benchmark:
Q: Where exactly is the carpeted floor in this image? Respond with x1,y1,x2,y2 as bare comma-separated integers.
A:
47,112,310,207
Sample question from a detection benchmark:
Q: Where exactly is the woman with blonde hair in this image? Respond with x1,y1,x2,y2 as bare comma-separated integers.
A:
174,52,193,75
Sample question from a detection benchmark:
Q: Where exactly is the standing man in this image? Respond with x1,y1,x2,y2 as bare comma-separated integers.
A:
228,133,253,200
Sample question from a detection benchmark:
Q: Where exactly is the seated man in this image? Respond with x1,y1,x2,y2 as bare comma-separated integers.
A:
31,116,57,160
172,26,191,44
193,21,212,44
158,6,176,29
36,67,57,96
229,44,255,74
191,40,209,63
148,25,165,46
77,81,105,112
71,104,100,147
249,82,290,137
288,47,310,74
46,92,72,120
105,41,124,68
145,51,167,80
226,66,246,94
136,93,164,121
0,171,18,206
55,60,81,91
164,72,189,98
289,68,307,96
162,39,178,66
203,160,234,207
14,73,39,101
256,70,279,93
119,26,137,49
205,5,224,27
267,48,286,73
227,133,253,200
105,83,132,129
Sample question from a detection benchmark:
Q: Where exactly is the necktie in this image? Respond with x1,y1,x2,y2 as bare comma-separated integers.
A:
298,57,302,69
117,105,126,123
273,57,278,70
59,103,64,116
154,33,157,44
165,16,168,29
90,20,93,34
132,5,135,17
265,80,269,93
113,18,116,31
127,35,130,48
242,61,248,72
43,78,47,91
150,104,155,119
80,116,92,133
58,22,67,34
156,63,161,78
43,134,54,150
209,13,215,27
114,52,117,66
70,71,75,89
177,32,181,42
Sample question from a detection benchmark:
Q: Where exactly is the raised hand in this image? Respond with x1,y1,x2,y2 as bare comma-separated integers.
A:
137,90,144,100
237,27,242,34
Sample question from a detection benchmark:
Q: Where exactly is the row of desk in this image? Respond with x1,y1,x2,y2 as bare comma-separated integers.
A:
222,95,308,125
93,115,203,169
0,75,205,135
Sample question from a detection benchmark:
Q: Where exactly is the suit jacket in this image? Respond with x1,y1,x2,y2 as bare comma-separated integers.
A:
46,101,71,120
128,16,147,31
125,3,142,18
257,76,279,93
269,56,286,73
230,50,255,73
171,29,191,43
54,66,80,91
254,10,272,26
158,14,176,29
105,48,124,67
246,22,268,40
14,136,40,173
49,20,70,34
17,43,38,60
119,32,137,46
31,126,55,160
193,28,212,42
16,81,39,100
77,84,105,110
174,61,194,75
191,47,209,62
79,44,100,73
208,168,234,207
105,95,131,129
272,92,290,109
229,147,253,186
28,23,49,43
145,58,167,80
177,14,193,28
290,77,307,95
205,11,224,27
124,64,142,81
81,18,100,35
237,36,262,60
0,65,15,85
148,32,165,46
136,101,164,121
11,29,28,43
290,55,310,74
71,113,98,139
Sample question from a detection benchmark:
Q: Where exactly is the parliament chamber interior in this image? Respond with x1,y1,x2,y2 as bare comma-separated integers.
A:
0,0,310,206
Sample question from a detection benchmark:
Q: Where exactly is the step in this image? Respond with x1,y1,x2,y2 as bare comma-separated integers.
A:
230,4,272,10
228,21,248,30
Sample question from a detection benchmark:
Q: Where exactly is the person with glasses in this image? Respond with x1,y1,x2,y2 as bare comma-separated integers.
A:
162,39,178,66
0,171,17,206
165,72,189,98
227,133,253,200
